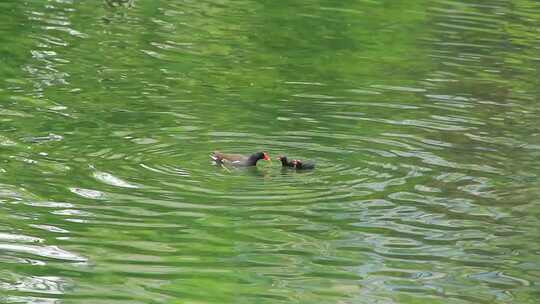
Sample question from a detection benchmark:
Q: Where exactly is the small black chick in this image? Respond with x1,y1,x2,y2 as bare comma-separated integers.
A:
277,156,295,168
277,156,315,170
292,159,315,170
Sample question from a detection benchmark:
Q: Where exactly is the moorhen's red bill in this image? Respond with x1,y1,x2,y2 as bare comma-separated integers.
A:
211,151,271,167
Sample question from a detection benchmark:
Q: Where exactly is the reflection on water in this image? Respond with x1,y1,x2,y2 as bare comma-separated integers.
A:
1,0,540,303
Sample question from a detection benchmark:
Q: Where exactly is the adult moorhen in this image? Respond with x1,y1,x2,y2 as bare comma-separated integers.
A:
277,155,315,170
211,151,271,167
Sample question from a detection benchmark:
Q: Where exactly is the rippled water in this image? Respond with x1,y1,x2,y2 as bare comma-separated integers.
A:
1,0,540,303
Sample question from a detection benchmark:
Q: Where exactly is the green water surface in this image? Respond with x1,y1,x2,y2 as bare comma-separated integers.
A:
1,0,539,303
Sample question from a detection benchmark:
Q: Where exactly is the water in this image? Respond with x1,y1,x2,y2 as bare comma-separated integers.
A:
1,0,539,303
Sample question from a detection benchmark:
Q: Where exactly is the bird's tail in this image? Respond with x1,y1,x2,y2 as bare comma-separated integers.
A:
210,152,224,165
210,152,230,172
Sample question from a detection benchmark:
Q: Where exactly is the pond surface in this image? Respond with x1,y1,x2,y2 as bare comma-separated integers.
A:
1,0,539,303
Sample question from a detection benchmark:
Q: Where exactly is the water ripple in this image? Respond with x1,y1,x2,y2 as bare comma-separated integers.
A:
0,244,85,262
